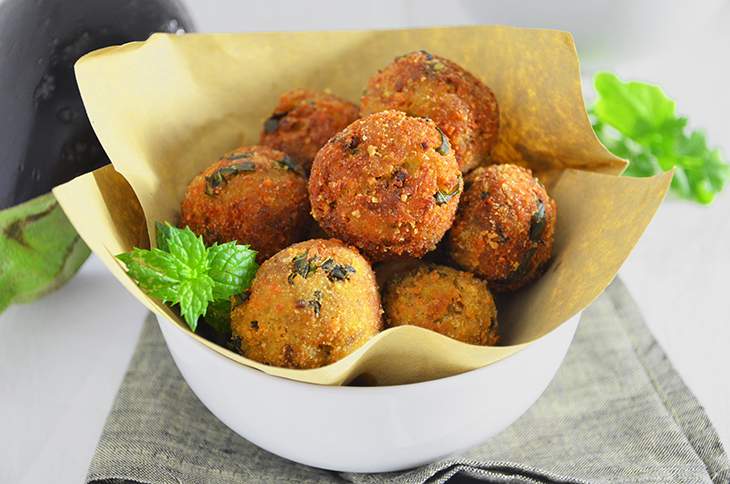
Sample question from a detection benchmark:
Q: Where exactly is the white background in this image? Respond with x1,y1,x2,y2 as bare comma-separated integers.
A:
1,1,729,482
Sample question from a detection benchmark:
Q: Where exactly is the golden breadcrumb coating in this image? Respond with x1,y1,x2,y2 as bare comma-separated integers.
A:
447,164,556,291
180,145,310,262
361,50,499,173
260,89,359,173
309,110,462,261
383,263,499,345
231,239,383,369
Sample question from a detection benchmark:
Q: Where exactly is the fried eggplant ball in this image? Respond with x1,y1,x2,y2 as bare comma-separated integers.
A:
309,110,463,261
260,89,360,173
447,164,556,292
383,264,499,345
361,50,499,173
231,239,383,369
373,256,422,289
180,145,310,262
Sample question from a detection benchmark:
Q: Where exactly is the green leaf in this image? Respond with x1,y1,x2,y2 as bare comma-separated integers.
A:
591,72,729,204
204,298,232,335
155,221,174,252
117,223,258,332
207,242,258,299
116,248,184,303
593,72,677,140
162,224,207,275
178,275,214,331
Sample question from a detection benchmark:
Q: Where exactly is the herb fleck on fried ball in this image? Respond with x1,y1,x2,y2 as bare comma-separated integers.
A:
231,239,382,369
309,110,462,261
361,50,499,173
447,164,556,291
180,145,310,262
260,89,360,173
383,264,498,345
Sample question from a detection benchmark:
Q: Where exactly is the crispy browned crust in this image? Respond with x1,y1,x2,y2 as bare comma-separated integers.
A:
260,89,360,173
361,50,499,173
308,110,462,262
447,163,556,292
383,263,499,345
231,239,383,369
180,145,311,262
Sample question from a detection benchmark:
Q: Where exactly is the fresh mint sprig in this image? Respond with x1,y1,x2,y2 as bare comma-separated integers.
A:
117,222,257,332
590,72,730,205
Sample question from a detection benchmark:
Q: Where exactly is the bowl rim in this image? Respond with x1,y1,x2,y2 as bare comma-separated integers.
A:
156,310,581,392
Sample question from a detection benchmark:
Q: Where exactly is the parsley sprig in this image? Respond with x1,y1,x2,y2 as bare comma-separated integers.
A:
117,222,257,332
590,72,729,204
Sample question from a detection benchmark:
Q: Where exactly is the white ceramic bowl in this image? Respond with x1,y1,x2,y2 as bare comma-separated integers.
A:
156,312,580,473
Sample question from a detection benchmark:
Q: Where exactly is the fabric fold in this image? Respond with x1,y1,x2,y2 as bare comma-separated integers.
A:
86,279,729,484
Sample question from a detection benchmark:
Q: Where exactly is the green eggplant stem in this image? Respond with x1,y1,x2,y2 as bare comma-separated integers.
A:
0,192,90,313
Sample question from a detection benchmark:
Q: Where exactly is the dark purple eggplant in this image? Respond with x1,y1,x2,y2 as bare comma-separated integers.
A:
0,0,194,312
0,0,193,209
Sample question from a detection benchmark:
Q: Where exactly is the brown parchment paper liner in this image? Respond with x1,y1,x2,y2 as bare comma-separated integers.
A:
53,26,671,386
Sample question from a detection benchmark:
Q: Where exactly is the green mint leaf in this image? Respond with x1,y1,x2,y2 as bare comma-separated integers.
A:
207,242,258,299
155,221,174,252
591,72,729,204
117,223,259,333
203,298,232,335
163,225,208,274
116,248,185,303
178,275,214,331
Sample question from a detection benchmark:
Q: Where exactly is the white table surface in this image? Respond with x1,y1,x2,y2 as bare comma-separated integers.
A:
1,2,729,482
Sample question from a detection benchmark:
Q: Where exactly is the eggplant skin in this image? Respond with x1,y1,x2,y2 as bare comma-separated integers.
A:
0,0,193,311
0,0,194,210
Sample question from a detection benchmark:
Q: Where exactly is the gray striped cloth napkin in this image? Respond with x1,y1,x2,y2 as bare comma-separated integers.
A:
86,279,729,483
